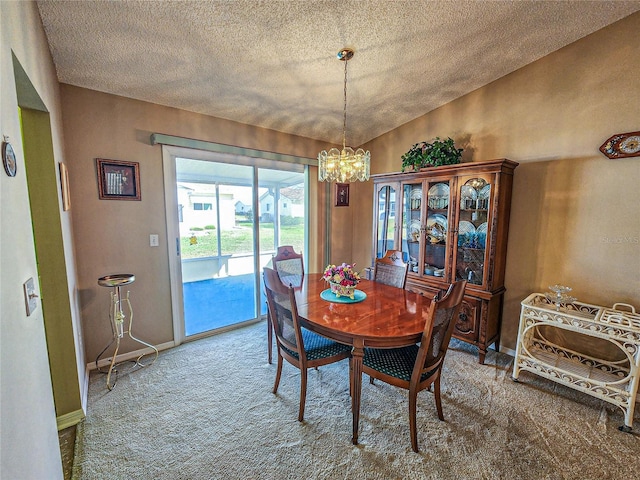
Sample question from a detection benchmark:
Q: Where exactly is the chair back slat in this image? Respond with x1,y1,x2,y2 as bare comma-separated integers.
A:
374,250,408,288
263,267,304,358
415,280,467,377
273,245,304,287
273,298,298,352
276,258,303,277
426,304,458,361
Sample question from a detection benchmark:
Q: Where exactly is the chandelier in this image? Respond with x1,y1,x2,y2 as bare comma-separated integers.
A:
318,48,370,182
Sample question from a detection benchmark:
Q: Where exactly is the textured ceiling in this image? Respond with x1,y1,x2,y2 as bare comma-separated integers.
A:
36,1,640,147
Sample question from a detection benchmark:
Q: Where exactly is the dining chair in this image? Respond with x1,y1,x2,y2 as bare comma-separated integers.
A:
266,246,305,363
373,249,408,288
362,280,467,452
263,267,351,421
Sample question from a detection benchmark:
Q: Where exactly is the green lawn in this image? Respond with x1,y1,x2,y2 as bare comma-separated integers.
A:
181,222,304,259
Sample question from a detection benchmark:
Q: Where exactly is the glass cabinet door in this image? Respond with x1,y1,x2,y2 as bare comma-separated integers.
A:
374,183,397,260
455,176,492,286
424,180,450,279
402,183,422,273
402,180,451,279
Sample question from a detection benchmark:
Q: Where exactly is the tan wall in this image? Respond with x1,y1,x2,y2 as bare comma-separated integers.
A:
350,13,640,352
59,85,330,361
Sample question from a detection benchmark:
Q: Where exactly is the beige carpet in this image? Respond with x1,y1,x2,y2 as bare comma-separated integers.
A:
72,323,639,479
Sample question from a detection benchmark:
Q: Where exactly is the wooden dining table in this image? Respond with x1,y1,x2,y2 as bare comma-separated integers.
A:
293,273,433,445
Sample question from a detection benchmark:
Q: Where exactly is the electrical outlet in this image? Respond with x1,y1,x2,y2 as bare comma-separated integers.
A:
150,234,159,247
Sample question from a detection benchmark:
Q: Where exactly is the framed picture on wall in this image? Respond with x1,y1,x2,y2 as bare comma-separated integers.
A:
335,183,349,207
96,158,141,200
59,162,71,211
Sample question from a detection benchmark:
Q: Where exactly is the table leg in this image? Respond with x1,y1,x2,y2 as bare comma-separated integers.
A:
351,341,364,445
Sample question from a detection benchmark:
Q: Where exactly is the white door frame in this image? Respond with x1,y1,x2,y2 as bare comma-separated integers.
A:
161,146,187,345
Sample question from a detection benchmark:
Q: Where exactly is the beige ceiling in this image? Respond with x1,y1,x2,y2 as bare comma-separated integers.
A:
36,0,640,147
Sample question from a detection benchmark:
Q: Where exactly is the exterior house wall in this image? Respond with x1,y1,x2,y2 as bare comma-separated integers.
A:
259,193,294,220
235,201,250,214
181,190,234,232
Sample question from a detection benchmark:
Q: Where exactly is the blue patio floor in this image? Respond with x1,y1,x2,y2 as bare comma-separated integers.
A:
183,273,266,336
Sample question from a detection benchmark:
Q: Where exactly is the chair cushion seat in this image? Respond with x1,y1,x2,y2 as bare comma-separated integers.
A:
364,345,437,382
283,328,351,361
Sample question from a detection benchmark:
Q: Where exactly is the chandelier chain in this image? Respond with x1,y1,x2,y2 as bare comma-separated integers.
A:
342,56,348,151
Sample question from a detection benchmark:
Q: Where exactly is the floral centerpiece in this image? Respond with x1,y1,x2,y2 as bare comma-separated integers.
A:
323,263,361,299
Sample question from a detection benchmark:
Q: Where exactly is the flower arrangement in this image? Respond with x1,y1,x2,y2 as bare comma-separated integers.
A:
323,263,361,299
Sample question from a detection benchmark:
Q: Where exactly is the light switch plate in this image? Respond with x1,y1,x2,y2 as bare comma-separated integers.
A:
23,277,38,316
150,234,159,247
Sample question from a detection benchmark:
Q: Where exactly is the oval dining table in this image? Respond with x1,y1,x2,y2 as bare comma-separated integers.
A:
292,273,433,445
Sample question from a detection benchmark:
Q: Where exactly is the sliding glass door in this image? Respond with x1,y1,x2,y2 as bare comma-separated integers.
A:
176,159,257,336
167,153,306,340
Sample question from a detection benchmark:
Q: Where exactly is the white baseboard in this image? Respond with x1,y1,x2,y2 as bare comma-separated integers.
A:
501,345,516,358
86,340,175,371
82,362,90,412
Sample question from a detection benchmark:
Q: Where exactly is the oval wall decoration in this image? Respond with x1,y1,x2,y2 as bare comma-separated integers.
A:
599,131,640,159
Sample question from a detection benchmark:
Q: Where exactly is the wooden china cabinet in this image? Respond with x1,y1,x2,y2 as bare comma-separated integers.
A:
372,159,518,363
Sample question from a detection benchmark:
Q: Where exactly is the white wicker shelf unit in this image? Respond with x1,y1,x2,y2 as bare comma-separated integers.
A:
513,293,639,432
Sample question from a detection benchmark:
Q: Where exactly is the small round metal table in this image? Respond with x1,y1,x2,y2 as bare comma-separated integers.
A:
96,274,158,390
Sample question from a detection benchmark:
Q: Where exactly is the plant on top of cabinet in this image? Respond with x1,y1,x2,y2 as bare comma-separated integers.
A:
401,137,463,172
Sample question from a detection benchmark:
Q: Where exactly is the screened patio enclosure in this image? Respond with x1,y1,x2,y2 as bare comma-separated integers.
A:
174,156,307,337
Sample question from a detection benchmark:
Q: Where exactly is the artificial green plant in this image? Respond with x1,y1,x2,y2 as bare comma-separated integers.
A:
401,137,463,172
